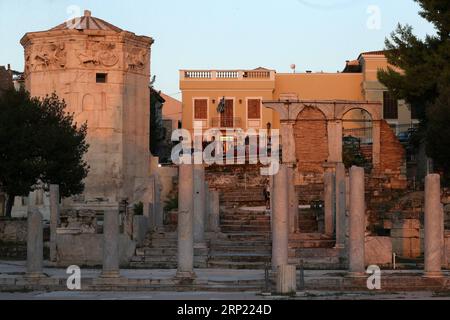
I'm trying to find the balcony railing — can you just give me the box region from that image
[211,117,242,128]
[181,69,275,80]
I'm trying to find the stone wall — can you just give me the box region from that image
[55,233,135,267]
[205,164,266,190]
[391,218,422,258]
[0,219,28,259]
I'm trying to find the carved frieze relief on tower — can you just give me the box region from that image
[126,47,148,71]
[26,42,67,72]
[77,41,119,68]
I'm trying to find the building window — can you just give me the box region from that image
[96,73,107,83]
[383,91,398,119]
[247,99,261,119]
[194,99,208,119]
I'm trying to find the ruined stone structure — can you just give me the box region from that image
[20,10,154,208]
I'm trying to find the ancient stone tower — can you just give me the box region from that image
[20,10,154,206]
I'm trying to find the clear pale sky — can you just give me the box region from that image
[0,0,436,100]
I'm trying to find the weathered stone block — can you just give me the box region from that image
[275,265,296,295]
[365,236,392,266]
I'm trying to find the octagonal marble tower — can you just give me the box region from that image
[20,10,154,206]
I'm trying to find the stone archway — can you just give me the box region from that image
[294,106,328,175]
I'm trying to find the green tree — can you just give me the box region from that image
[0,89,89,217]
[378,0,450,184]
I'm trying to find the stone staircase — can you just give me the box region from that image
[289,233,343,269]
[219,188,266,208]
[129,230,208,269]
[208,233,272,269]
[220,207,270,233]
[208,207,272,269]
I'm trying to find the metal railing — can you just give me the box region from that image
[211,117,242,128]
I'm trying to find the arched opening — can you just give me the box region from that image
[342,108,373,168]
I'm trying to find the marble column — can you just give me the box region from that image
[327,120,343,163]
[345,174,350,249]
[209,189,220,232]
[177,164,196,278]
[335,163,346,249]
[324,171,335,236]
[287,166,298,233]
[143,201,153,231]
[49,184,60,262]
[101,209,120,278]
[272,164,289,270]
[424,174,444,278]
[280,121,296,164]
[205,183,211,232]
[153,175,163,230]
[26,207,45,278]
[193,164,206,246]
[348,166,365,276]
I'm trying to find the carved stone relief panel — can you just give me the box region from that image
[77,41,119,68]
[26,42,67,72]
[126,47,148,71]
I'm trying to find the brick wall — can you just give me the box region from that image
[380,120,405,174]
[294,107,328,176]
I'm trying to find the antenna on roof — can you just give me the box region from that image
[290,64,296,74]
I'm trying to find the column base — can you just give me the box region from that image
[175,271,197,279]
[25,272,47,279]
[100,270,121,279]
[423,271,444,278]
[345,271,366,278]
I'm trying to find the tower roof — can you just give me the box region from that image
[49,10,123,32]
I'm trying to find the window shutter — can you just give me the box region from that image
[194,99,207,119]
[247,99,261,119]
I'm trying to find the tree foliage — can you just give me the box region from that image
[378,0,450,184]
[0,89,89,217]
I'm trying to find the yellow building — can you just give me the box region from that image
[179,51,418,136]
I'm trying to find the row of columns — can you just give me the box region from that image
[25,171,445,283]
[270,164,446,280]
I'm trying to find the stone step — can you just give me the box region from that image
[289,233,334,240]
[210,245,271,252]
[225,233,271,241]
[209,253,271,263]
[294,248,340,258]
[221,222,270,228]
[221,214,270,219]
[289,240,335,249]
[288,257,343,269]
[207,260,268,269]
[221,226,271,232]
